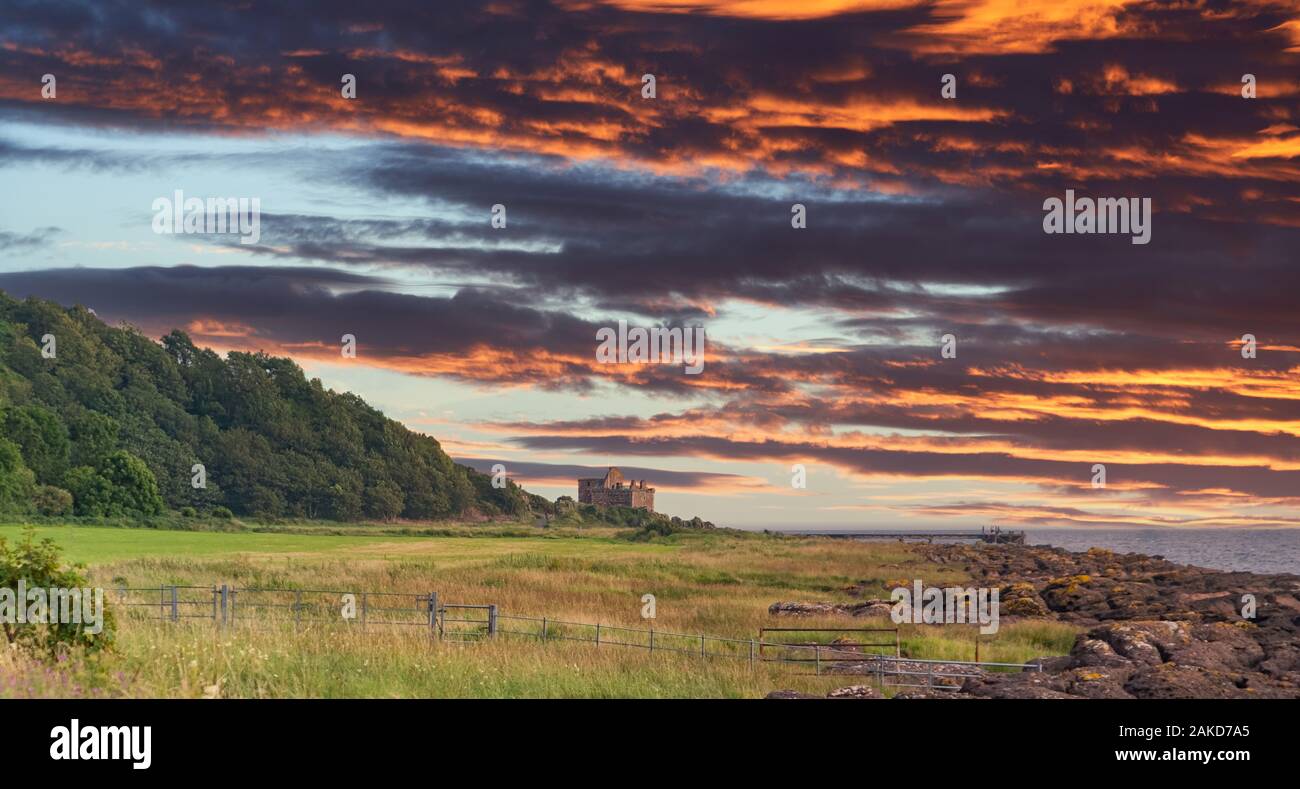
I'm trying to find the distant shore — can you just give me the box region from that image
[759,527,1300,575]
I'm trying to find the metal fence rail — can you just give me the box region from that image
[863,655,1042,690]
[109,585,433,630]
[108,584,1042,686]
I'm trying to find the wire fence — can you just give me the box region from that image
[111,585,434,632]
[108,584,1041,688]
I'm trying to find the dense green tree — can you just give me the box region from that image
[98,450,165,516]
[1,403,70,484]
[365,480,405,521]
[67,409,118,468]
[0,292,520,522]
[0,437,35,511]
[63,465,113,516]
[63,451,163,517]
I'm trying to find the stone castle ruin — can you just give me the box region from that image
[577,467,655,511]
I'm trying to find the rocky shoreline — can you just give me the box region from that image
[769,542,1300,699]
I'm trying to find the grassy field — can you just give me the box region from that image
[0,521,1080,698]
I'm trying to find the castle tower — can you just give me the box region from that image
[577,467,655,511]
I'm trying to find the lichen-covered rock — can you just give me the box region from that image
[1087,621,1191,665]
[1167,622,1266,671]
[1122,664,1257,699]
[961,672,1078,699]
[892,688,979,699]
[1070,637,1133,668]
[1000,581,1050,616]
[897,542,1300,699]
[964,665,1137,699]
[1041,574,1109,613]
[1054,667,1137,699]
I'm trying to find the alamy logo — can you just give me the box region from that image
[0,581,104,634]
[596,320,705,375]
[1043,189,1151,245]
[890,580,1000,634]
[151,190,261,245]
[50,719,151,770]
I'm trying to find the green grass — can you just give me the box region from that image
[0,520,1083,698]
[0,523,421,563]
[0,522,672,566]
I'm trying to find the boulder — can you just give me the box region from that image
[961,672,1078,699]
[892,688,978,699]
[827,685,884,699]
[1085,621,1191,666]
[1000,581,1050,616]
[764,690,820,699]
[767,600,893,618]
[1023,655,1073,673]
[1122,664,1256,699]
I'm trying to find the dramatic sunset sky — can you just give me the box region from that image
[3,0,1300,528]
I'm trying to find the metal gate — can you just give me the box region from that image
[436,602,498,642]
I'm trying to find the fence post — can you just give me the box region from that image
[541,616,547,641]
[294,590,302,629]
[927,663,934,688]
[170,585,179,622]
[748,639,755,669]
[487,604,497,637]
[595,623,601,646]
[219,584,228,628]
[815,644,821,675]
[649,628,654,653]
[700,634,705,658]
[361,592,368,631]
[428,592,438,639]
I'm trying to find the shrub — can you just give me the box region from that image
[32,485,73,516]
[210,505,234,519]
[0,527,115,657]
